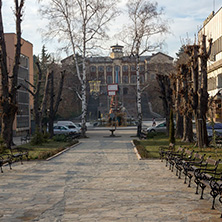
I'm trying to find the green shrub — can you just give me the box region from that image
[31,131,45,145]
[53,134,68,142]
[43,132,50,141]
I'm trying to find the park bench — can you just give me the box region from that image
[182,152,206,187]
[193,157,221,208]
[0,154,12,173]
[166,146,185,171]
[10,147,29,164]
[212,180,222,217]
[21,133,30,144]
[174,149,195,179]
[159,143,174,162]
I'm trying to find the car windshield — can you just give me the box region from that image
[67,125,76,129]
[156,123,166,127]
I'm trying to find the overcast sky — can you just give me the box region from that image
[2,0,221,59]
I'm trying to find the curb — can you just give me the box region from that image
[46,142,81,161]
[131,140,142,160]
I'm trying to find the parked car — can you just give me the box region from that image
[147,121,167,133]
[53,125,79,135]
[206,122,222,137]
[55,121,81,133]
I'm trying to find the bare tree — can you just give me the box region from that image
[21,62,52,132]
[172,49,194,142]
[38,0,120,137]
[185,35,212,148]
[156,74,172,135]
[0,0,24,149]
[48,70,65,138]
[119,0,168,137]
[178,63,193,142]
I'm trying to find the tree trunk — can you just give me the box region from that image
[182,113,193,142]
[40,71,51,132]
[48,70,65,138]
[33,62,43,131]
[81,56,87,137]
[49,71,54,138]
[176,113,183,138]
[175,73,183,138]
[136,55,142,137]
[156,74,172,135]
[0,0,24,149]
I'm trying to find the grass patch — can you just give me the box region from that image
[134,133,193,159]
[134,132,222,172]
[17,139,79,160]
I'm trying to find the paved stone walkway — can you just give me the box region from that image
[0,129,222,221]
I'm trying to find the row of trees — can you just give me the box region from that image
[157,35,213,148]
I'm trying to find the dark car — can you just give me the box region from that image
[206,123,222,137]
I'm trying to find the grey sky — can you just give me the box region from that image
[2,0,221,59]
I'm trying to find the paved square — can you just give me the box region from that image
[0,129,221,221]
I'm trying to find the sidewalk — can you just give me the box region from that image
[1,129,221,221]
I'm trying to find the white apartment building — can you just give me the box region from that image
[198,7,222,121]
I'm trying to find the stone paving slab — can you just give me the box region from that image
[0,129,222,221]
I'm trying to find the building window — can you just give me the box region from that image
[122,65,128,72]
[90,66,96,72]
[98,66,104,72]
[20,54,29,69]
[17,103,29,128]
[131,74,136,83]
[131,65,136,72]
[122,75,129,83]
[106,66,112,73]
[18,65,29,80]
[107,75,113,84]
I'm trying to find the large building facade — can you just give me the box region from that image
[198,7,222,121]
[3,33,33,135]
[61,45,174,120]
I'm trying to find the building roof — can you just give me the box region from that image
[62,51,173,64]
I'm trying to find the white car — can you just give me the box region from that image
[147,121,167,133]
[53,125,79,135]
[55,121,81,133]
